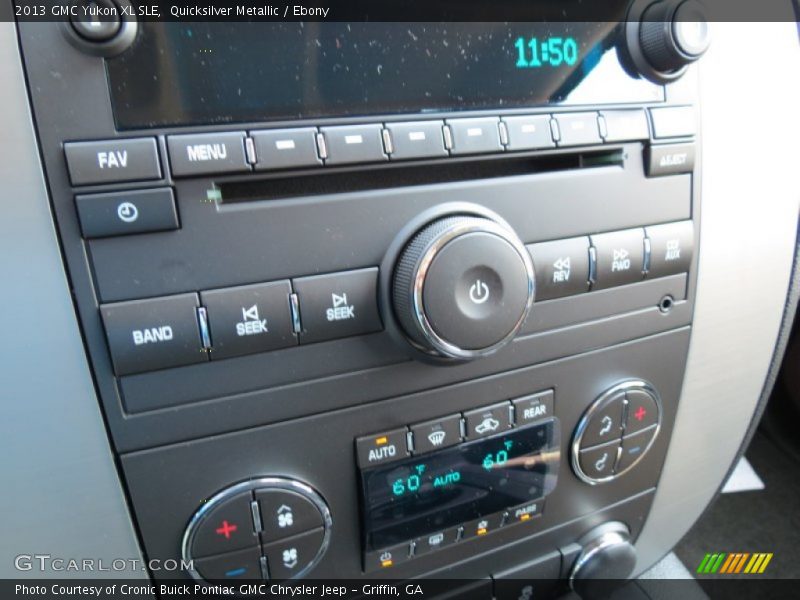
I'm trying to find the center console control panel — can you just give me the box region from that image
[16,14,704,592]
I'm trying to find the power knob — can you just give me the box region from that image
[569,522,638,599]
[392,215,534,360]
[624,0,710,83]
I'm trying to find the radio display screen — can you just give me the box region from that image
[360,419,559,550]
[107,23,664,129]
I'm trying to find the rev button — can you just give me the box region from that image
[356,428,409,468]
[100,293,207,376]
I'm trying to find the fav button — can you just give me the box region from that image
[293,267,382,344]
[256,489,324,544]
[191,491,259,558]
[464,402,511,440]
[100,293,207,376]
[624,389,660,435]
[262,527,325,581]
[200,281,296,360]
[590,228,646,290]
[527,236,591,300]
[167,132,250,177]
[75,188,178,238]
[577,439,619,481]
[409,414,462,454]
[355,428,409,468]
[580,392,625,448]
[64,138,161,186]
[194,547,264,583]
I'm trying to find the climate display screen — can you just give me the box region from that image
[107,23,664,129]
[360,419,559,550]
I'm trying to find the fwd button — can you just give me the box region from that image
[100,293,207,376]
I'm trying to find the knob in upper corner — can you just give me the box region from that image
[639,0,711,74]
[392,215,534,360]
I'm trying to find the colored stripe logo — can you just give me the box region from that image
[697,552,773,574]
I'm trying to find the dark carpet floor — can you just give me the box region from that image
[674,431,800,587]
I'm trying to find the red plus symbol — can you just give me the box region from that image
[634,406,647,421]
[215,520,238,539]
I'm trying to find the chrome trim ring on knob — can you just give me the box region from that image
[181,477,332,583]
[407,218,535,360]
[571,380,662,485]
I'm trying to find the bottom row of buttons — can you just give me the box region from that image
[364,499,544,573]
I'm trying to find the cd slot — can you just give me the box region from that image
[219,149,624,204]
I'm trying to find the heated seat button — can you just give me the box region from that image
[262,527,324,581]
[293,268,382,344]
[76,188,178,239]
[201,281,296,360]
[617,426,658,473]
[624,389,660,435]
[464,402,511,440]
[355,428,409,468]
[645,220,694,278]
[252,127,321,170]
[100,293,207,376]
[64,138,161,186]
[577,439,619,481]
[447,117,503,155]
[257,489,324,544]
[167,132,250,177]
[580,392,625,448]
[590,228,646,290]
[410,414,462,454]
[461,511,504,540]
[528,237,591,300]
[194,547,263,583]
[192,492,259,558]
[320,124,387,165]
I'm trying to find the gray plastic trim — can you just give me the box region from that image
[0,19,145,578]
[634,23,800,574]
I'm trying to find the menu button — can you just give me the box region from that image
[168,132,250,176]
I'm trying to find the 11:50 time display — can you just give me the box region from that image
[515,36,579,68]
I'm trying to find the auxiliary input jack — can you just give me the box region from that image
[658,295,675,313]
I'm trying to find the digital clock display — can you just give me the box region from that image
[360,419,560,550]
[515,36,580,68]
